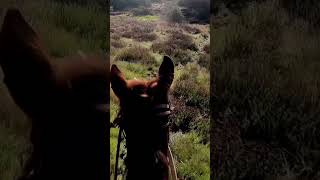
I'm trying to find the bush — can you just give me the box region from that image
[111,0,151,11]
[173,63,209,110]
[203,43,210,54]
[112,17,157,41]
[180,24,202,34]
[111,39,125,49]
[166,7,184,23]
[216,0,320,27]
[212,1,320,179]
[115,46,156,65]
[152,32,198,61]
[178,0,210,23]
[0,1,106,179]
[198,53,209,68]
[170,132,210,180]
[131,7,153,16]
[170,101,199,132]
[19,0,106,56]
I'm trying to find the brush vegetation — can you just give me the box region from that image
[0,1,106,180]
[212,0,320,179]
[111,1,210,179]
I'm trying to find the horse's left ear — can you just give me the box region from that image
[158,56,174,89]
[111,64,127,97]
[0,8,51,71]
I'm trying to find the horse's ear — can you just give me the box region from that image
[111,64,127,97]
[1,8,45,50]
[0,8,51,69]
[158,56,174,89]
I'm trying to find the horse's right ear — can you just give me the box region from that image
[111,64,127,97]
[158,56,174,89]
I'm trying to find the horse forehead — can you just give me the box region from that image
[127,79,148,89]
[127,79,157,89]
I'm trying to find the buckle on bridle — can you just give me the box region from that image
[153,103,174,117]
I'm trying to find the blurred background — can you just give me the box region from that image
[0,1,107,179]
[212,0,320,179]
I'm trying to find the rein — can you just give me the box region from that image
[112,103,177,180]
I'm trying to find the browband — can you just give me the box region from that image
[153,103,174,117]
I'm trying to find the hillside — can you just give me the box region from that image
[110,1,210,179]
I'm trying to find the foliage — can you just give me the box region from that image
[0,0,106,57]
[131,7,153,16]
[170,132,210,180]
[166,7,185,23]
[115,46,157,65]
[152,32,198,65]
[111,0,151,11]
[0,1,106,179]
[136,15,160,22]
[178,0,210,23]
[111,16,157,42]
[110,2,210,178]
[173,63,209,110]
[212,0,320,179]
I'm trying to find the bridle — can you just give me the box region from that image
[112,102,177,180]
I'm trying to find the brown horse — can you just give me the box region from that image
[111,56,174,180]
[0,9,109,180]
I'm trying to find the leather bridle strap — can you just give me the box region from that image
[113,103,175,180]
[168,146,178,180]
[153,104,174,117]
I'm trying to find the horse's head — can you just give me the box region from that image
[111,56,174,119]
[111,56,174,180]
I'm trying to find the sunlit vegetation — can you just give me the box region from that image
[110,0,210,179]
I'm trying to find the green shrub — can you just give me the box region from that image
[152,32,198,65]
[111,38,125,49]
[153,32,198,52]
[0,82,31,180]
[212,0,320,179]
[166,7,185,23]
[0,1,107,179]
[131,7,153,16]
[1,0,107,56]
[180,24,202,34]
[178,0,210,23]
[170,132,210,180]
[173,63,209,110]
[111,0,151,11]
[115,46,157,65]
[171,103,199,132]
[198,53,209,68]
[115,19,157,41]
